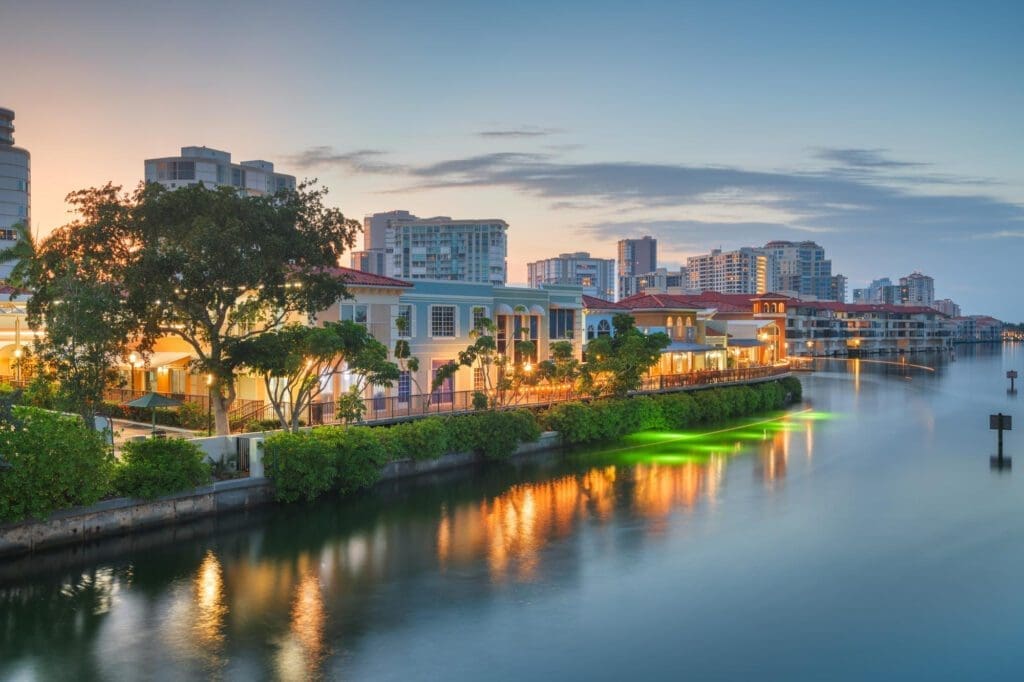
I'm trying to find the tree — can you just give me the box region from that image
[12,191,142,426]
[535,340,580,403]
[0,220,36,290]
[581,313,669,397]
[232,321,395,431]
[34,181,360,434]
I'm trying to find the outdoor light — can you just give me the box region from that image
[13,348,22,359]
[523,362,533,373]
[129,352,138,364]
[206,374,213,386]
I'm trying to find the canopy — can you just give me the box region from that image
[125,392,183,409]
[495,303,515,315]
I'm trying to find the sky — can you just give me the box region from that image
[2,0,1022,319]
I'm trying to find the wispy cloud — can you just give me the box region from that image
[286,147,405,173]
[814,147,926,169]
[477,126,563,138]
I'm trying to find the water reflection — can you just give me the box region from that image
[0,410,821,680]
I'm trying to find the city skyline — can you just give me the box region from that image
[2,0,1022,318]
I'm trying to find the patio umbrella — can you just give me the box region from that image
[124,392,183,433]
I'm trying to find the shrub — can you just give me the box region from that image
[0,407,114,523]
[474,410,541,460]
[113,437,211,500]
[177,401,209,430]
[21,376,61,410]
[654,392,699,430]
[310,426,387,494]
[263,432,336,503]
[377,418,448,461]
[780,376,803,402]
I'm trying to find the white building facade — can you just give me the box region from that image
[687,248,774,295]
[527,251,615,299]
[144,146,296,196]
[763,240,833,299]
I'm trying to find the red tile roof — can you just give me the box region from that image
[582,294,629,309]
[323,266,413,288]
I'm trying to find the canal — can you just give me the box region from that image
[1,344,1022,681]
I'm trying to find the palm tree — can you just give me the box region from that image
[0,221,37,291]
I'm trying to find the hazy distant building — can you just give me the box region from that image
[763,240,832,299]
[932,298,961,317]
[617,236,657,299]
[686,248,773,295]
[829,274,848,303]
[351,211,508,285]
[899,271,935,306]
[852,288,868,303]
[144,146,296,196]
[527,252,615,299]
[0,107,29,280]
[867,277,893,303]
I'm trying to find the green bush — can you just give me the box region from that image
[780,376,803,402]
[310,426,387,494]
[0,407,115,523]
[263,432,336,503]
[377,418,448,461]
[113,438,211,500]
[653,392,699,429]
[21,377,60,410]
[177,401,209,430]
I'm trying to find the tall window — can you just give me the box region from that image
[397,304,412,338]
[431,360,454,404]
[431,305,456,337]
[398,371,411,404]
[598,320,611,337]
[472,306,488,331]
[549,309,575,339]
[473,367,486,392]
[341,304,368,326]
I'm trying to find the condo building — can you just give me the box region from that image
[527,252,615,299]
[617,236,657,299]
[0,107,29,280]
[763,240,833,300]
[686,248,773,295]
[144,146,296,196]
[350,211,508,285]
[899,272,935,307]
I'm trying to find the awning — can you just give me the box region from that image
[495,303,514,315]
[120,352,192,369]
[664,342,716,353]
[529,304,546,316]
[728,338,766,348]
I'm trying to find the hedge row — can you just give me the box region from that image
[0,407,212,524]
[541,377,802,445]
[263,410,542,503]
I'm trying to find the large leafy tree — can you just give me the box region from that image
[233,321,398,431]
[19,181,360,434]
[581,313,669,397]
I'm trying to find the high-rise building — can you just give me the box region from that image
[144,146,296,196]
[932,298,961,317]
[351,211,508,285]
[0,107,29,280]
[829,274,848,303]
[527,252,615,299]
[867,277,893,303]
[763,240,833,299]
[686,248,773,295]
[617,236,657,298]
[852,288,869,303]
[626,267,691,296]
[899,272,935,307]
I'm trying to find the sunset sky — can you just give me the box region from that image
[3,0,1022,318]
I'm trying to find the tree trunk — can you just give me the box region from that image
[211,382,236,435]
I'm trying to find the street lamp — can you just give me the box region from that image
[13,347,22,383]
[206,374,213,434]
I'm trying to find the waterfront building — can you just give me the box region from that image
[144,146,296,196]
[617,236,657,299]
[786,300,952,356]
[932,298,961,318]
[0,107,30,280]
[686,248,773,295]
[950,315,1004,342]
[763,240,833,299]
[351,211,508,285]
[899,271,935,306]
[527,251,615,299]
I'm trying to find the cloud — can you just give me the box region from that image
[286,147,405,173]
[477,126,563,138]
[814,147,926,169]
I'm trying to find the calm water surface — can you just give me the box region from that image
[2,344,1023,681]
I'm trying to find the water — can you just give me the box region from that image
[2,344,1022,681]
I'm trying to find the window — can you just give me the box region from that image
[231,167,246,187]
[473,367,486,392]
[398,371,411,404]
[598,320,611,337]
[396,304,412,338]
[587,324,596,340]
[373,391,386,412]
[431,360,454,404]
[0,229,15,241]
[472,306,488,331]
[431,305,456,337]
[549,309,575,339]
[341,304,368,326]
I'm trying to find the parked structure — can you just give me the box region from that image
[617,236,657,299]
[351,211,508,285]
[0,107,29,280]
[527,251,615,299]
[144,146,296,196]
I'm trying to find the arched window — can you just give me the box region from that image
[587,324,596,340]
[598,320,611,337]
[666,316,674,328]
[779,303,785,313]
